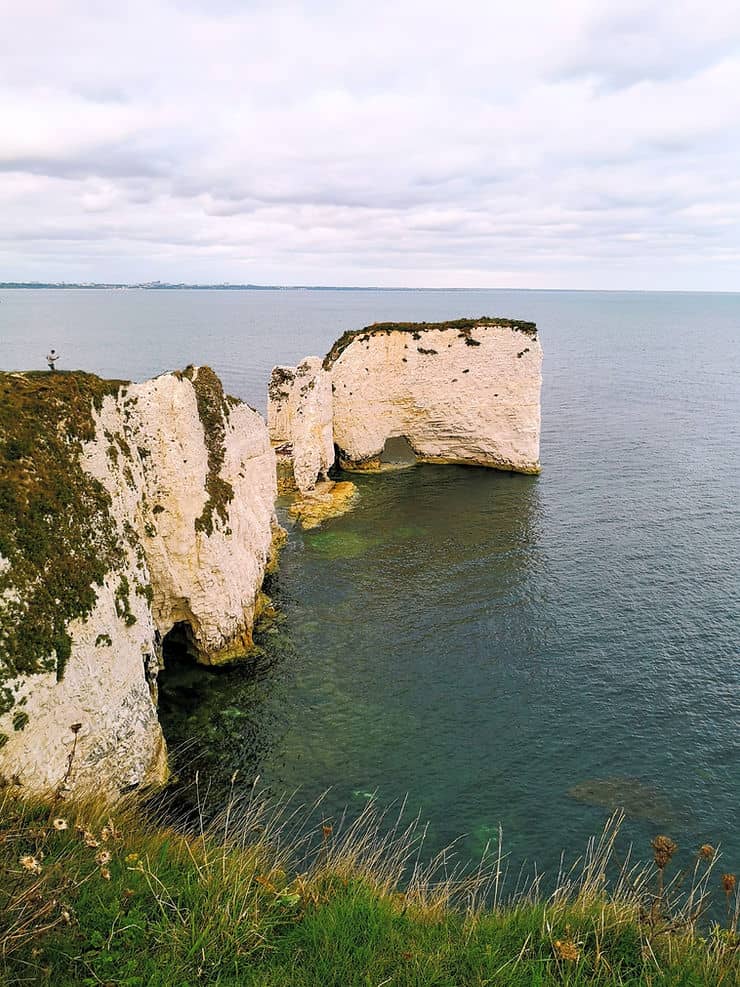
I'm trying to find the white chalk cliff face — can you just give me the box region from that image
[0,368,278,797]
[267,358,334,493]
[268,320,542,484]
[330,322,542,473]
[87,370,279,663]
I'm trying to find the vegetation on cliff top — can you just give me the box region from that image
[0,372,127,716]
[178,366,238,537]
[0,786,736,986]
[0,366,244,727]
[323,317,538,369]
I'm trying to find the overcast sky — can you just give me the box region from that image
[2,1,740,289]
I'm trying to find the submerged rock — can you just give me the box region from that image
[567,777,674,824]
[0,368,280,797]
[303,528,371,560]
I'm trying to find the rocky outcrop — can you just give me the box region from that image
[330,319,541,473]
[268,318,542,485]
[0,368,279,797]
[267,358,334,493]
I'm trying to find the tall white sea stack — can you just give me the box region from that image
[268,318,542,488]
[267,357,334,493]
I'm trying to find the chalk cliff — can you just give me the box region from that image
[268,318,542,485]
[0,368,278,796]
[329,319,541,473]
[267,358,334,493]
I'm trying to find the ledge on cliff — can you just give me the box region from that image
[0,793,732,985]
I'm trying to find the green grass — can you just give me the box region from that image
[0,372,128,715]
[0,790,737,986]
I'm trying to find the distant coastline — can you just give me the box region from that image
[0,281,463,292]
[2,282,738,294]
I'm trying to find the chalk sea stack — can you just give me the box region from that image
[269,318,542,494]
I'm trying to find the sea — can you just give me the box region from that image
[1,287,738,887]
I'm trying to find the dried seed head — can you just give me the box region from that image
[70,723,82,734]
[19,855,43,875]
[554,939,579,962]
[83,832,99,848]
[722,874,736,895]
[699,844,715,860]
[95,850,112,867]
[99,866,111,881]
[321,824,333,839]
[651,835,678,869]
[52,818,69,831]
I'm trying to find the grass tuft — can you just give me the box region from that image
[0,787,737,985]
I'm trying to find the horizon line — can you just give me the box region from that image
[1,281,740,295]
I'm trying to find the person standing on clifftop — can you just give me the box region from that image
[46,349,60,371]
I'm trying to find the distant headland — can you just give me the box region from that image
[0,281,465,291]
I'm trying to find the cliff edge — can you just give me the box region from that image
[0,368,279,796]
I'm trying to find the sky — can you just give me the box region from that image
[1,0,740,289]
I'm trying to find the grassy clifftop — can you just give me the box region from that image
[1,789,736,986]
[0,367,240,730]
[323,317,538,369]
[0,372,127,721]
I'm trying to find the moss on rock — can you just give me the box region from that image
[180,366,237,537]
[0,371,128,706]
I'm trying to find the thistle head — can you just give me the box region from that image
[651,835,678,870]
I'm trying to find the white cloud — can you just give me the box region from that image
[0,0,739,287]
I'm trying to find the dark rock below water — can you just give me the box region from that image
[567,777,674,824]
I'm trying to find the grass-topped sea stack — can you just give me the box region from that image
[268,318,542,498]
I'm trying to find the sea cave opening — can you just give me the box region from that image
[156,618,286,822]
[157,621,205,746]
[379,434,418,467]
[161,620,199,666]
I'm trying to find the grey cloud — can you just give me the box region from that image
[0,0,738,288]
[550,4,740,90]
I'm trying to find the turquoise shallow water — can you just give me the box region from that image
[1,288,739,881]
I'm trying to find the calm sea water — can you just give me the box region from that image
[1,288,739,883]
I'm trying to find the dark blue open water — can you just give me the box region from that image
[1,288,738,882]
